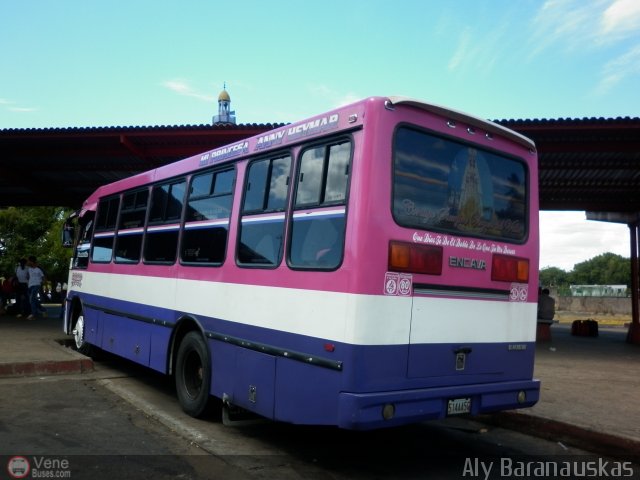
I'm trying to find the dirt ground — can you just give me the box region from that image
[555,310,631,326]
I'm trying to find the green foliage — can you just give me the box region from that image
[0,207,73,284]
[570,252,630,286]
[540,253,631,290]
[539,266,570,288]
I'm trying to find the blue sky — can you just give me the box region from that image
[1,0,639,270]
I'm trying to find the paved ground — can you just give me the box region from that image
[484,322,640,457]
[1,307,639,460]
[530,323,639,439]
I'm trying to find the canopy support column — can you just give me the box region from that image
[628,222,640,344]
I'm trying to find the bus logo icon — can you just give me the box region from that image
[385,272,399,295]
[398,276,412,296]
[510,283,528,302]
[384,272,412,296]
[7,456,30,479]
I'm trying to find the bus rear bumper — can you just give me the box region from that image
[337,379,540,430]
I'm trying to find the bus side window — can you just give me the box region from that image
[73,214,94,269]
[114,189,149,263]
[181,169,234,265]
[144,180,186,264]
[289,215,345,268]
[289,141,351,269]
[238,155,291,267]
[91,196,120,263]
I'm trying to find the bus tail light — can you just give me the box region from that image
[388,241,443,275]
[491,254,529,283]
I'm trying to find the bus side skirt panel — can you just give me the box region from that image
[273,357,341,425]
[210,340,277,420]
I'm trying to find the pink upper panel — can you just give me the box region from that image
[80,97,539,298]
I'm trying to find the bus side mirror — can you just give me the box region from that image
[62,223,75,248]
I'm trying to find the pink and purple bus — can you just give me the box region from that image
[63,96,540,429]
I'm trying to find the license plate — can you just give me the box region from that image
[447,397,471,415]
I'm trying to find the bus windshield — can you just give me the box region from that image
[393,126,527,242]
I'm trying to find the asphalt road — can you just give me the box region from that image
[1,352,635,480]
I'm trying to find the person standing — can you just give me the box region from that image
[537,287,556,322]
[27,256,47,319]
[15,258,30,318]
[0,275,8,315]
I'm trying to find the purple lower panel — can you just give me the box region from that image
[337,379,540,430]
[149,328,172,373]
[273,356,342,425]
[341,342,536,392]
[73,293,541,429]
[406,342,536,383]
[210,340,276,419]
[75,292,174,373]
[82,307,101,346]
[100,312,151,365]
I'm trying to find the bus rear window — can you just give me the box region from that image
[393,127,527,242]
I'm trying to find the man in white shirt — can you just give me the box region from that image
[15,258,30,317]
[27,256,47,319]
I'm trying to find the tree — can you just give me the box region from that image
[0,207,73,285]
[539,266,569,287]
[569,253,631,286]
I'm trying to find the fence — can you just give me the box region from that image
[556,295,631,315]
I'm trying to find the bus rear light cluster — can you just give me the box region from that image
[491,254,529,283]
[388,241,443,275]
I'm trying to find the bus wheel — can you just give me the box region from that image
[175,331,212,418]
[72,313,93,356]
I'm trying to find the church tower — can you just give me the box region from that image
[212,84,236,125]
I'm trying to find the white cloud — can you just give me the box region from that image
[335,93,361,108]
[448,29,472,71]
[601,0,640,38]
[540,211,630,271]
[595,44,640,93]
[531,0,640,51]
[8,107,37,112]
[308,84,333,98]
[161,79,215,102]
[163,80,190,95]
[307,84,361,110]
[445,15,510,77]
[530,0,640,95]
[529,0,608,54]
[0,98,36,112]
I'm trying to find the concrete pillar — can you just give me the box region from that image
[627,222,640,344]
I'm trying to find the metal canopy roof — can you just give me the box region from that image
[499,117,640,212]
[1,117,639,211]
[0,123,279,207]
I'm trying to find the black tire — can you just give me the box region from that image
[175,331,212,418]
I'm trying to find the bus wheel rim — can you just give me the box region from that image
[73,316,84,349]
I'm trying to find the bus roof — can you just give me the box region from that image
[387,96,536,151]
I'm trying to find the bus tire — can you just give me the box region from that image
[72,312,93,357]
[175,331,212,418]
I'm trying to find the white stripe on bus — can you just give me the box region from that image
[73,271,536,345]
